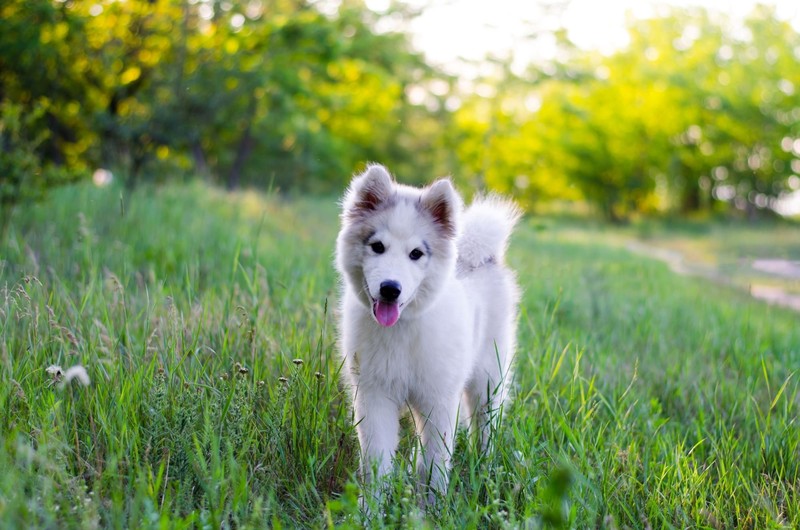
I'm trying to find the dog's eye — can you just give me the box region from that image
[370,241,385,254]
[409,248,424,261]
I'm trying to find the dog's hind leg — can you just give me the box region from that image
[464,342,513,451]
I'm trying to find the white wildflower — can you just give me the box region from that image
[46,364,91,387]
[63,365,91,386]
[46,365,63,383]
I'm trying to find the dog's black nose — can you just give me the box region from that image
[379,280,401,302]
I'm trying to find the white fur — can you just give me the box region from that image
[335,164,520,496]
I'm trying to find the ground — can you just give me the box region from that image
[0,182,798,528]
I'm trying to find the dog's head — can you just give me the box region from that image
[336,164,462,327]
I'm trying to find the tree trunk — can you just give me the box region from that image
[191,141,209,180]
[680,178,701,213]
[227,97,257,190]
[227,124,253,190]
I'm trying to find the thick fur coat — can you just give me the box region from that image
[335,164,520,494]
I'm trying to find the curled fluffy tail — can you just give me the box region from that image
[457,195,521,271]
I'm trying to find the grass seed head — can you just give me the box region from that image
[234,362,249,374]
[12,379,25,400]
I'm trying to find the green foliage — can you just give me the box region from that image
[0,0,448,190]
[1,181,799,527]
[452,6,800,220]
[0,0,96,168]
[0,100,81,236]
[3,2,798,220]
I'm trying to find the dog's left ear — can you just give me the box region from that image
[421,178,460,239]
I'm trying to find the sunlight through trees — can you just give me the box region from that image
[1,1,799,220]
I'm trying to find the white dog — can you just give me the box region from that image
[335,164,520,496]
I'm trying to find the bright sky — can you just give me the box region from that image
[367,0,800,75]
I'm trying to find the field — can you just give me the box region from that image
[1,182,799,528]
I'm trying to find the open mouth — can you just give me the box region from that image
[372,299,403,327]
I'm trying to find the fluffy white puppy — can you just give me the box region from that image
[335,164,520,495]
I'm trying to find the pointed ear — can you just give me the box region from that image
[421,178,460,238]
[343,164,394,220]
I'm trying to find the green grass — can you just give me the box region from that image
[1,182,798,528]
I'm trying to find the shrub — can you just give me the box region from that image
[0,100,82,237]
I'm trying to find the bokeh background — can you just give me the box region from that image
[3,0,800,223]
[3,3,800,527]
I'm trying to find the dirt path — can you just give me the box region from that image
[627,241,800,313]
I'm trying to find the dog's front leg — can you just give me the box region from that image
[415,398,459,498]
[354,389,400,485]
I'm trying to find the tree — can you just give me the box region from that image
[0,101,81,236]
[0,0,448,191]
[448,5,800,220]
[0,0,95,171]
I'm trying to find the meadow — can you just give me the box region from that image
[1,182,798,529]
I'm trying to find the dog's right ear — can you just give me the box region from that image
[343,164,394,220]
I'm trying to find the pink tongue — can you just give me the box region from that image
[374,301,400,327]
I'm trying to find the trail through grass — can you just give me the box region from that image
[1,182,798,528]
[633,220,800,313]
